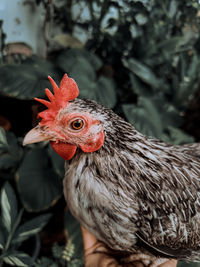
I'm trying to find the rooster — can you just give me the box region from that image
[23,74,200,266]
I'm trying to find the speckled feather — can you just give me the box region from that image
[62,98,200,261]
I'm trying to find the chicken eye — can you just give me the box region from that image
[70,119,84,130]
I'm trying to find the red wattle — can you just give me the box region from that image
[50,141,77,160]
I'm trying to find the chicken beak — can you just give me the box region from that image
[23,126,52,146]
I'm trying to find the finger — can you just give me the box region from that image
[85,253,121,267]
[81,226,98,253]
[81,227,122,267]
[159,259,177,267]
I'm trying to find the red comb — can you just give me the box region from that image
[35,74,79,125]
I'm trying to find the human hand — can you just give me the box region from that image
[81,227,177,267]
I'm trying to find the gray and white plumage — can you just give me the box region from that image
[62,98,200,262]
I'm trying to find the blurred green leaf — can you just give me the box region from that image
[47,145,65,178]
[16,147,62,212]
[69,64,97,100]
[57,49,102,72]
[65,210,83,260]
[0,56,59,100]
[168,0,177,18]
[129,73,151,96]
[123,58,161,89]
[0,229,5,249]
[57,49,98,101]
[3,252,33,267]
[0,127,7,148]
[178,261,200,267]
[95,76,116,108]
[162,126,195,145]
[162,105,183,128]
[0,182,18,232]
[35,256,56,267]
[67,258,84,267]
[122,97,163,138]
[0,128,23,170]
[173,53,200,106]
[12,213,52,244]
[57,48,116,108]
[187,53,199,79]
[156,36,190,55]
[67,57,97,82]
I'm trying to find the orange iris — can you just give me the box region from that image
[71,119,84,130]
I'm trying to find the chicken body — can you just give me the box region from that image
[63,99,200,261]
[23,75,200,262]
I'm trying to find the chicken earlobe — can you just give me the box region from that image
[80,131,105,153]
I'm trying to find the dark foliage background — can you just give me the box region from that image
[0,0,200,266]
